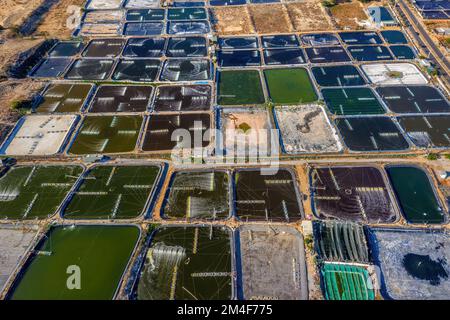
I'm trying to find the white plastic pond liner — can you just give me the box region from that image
[0,226,37,292]
[87,0,124,10]
[361,63,428,85]
[124,0,159,8]
[275,104,343,154]
[4,115,77,156]
[372,229,450,300]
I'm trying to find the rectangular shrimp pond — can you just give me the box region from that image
[368,228,450,300]
[62,164,162,220]
[237,225,308,300]
[233,168,302,222]
[8,225,140,300]
[320,262,375,300]
[386,165,446,224]
[34,83,94,113]
[309,166,398,223]
[0,165,83,220]
[217,70,265,105]
[162,170,230,220]
[134,225,233,300]
[69,115,143,154]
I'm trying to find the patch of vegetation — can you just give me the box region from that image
[322,0,336,7]
[387,71,404,79]
[237,122,251,133]
[10,100,33,115]
[427,153,439,161]
[304,234,314,252]
[444,154,450,160]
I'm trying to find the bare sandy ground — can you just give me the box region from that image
[35,0,86,38]
[212,6,255,35]
[0,38,44,77]
[329,1,369,30]
[287,2,333,32]
[0,0,44,29]
[249,4,294,34]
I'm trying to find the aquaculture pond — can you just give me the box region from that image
[83,39,126,58]
[123,38,166,58]
[65,59,115,80]
[112,59,161,82]
[34,83,93,113]
[369,228,450,299]
[69,116,143,154]
[311,65,366,87]
[322,88,385,115]
[264,68,317,104]
[233,169,302,222]
[0,165,83,220]
[335,117,409,152]
[142,113,211,151]
[63,165,161,219]
[49,41,84,57]
[152,85,211,112]
[89,85,153,113]
[386,166,445,224]
[321,263,375,300]
[397,115,450,148]
[238,225,308,300]
[376,85,450,113]
[9,225,140,300]
[313,221,369,263]
[136,226,233,300]
[217,70,265,105]
[310,166,397,223]
[162,171,230,220]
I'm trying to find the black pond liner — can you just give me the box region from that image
[8,39,57,78]
[166,37,207,57]
[397,115,450,148]
[123,22,164,36]
[167,21,210,35]
[335,117,409,151]
[380,30,408,44]
[152,85,211,112]
[89,85,153,113]
[263,48,306,65]
[112,59,161,82]
[376,86,450,113]
[142,113,211,151]
[312,221,370,263]
[160,59,211,81]
[65,59,115,80]
[218,37,258,50]
[261,34,299,48]
[312,65,366,87]
[172,1,206,7]
[305,46,351,64]
[250,0,280,3]
[300,33,340,46]
[0,124,13,147]
[339,31,383,45]
[122,38,166,58]
[30,58,73,78]
[309,166,398,223]
[210,0,246,5]
[167,7,207,20]
[233,168,302,222]
[390,45,416,60]
[82,39,126,58]
[218,50,261,67]
[347,45,394,62]
[48,42,84,57]
[126,9,165,21]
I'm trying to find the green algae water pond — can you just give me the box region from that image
[386,166,445,224]
[217,70,265,105]
[264,68,318,104]
[63,165,161,219]
[136,225,233,300]
[9,225,140,300]
[0,165,83,220]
